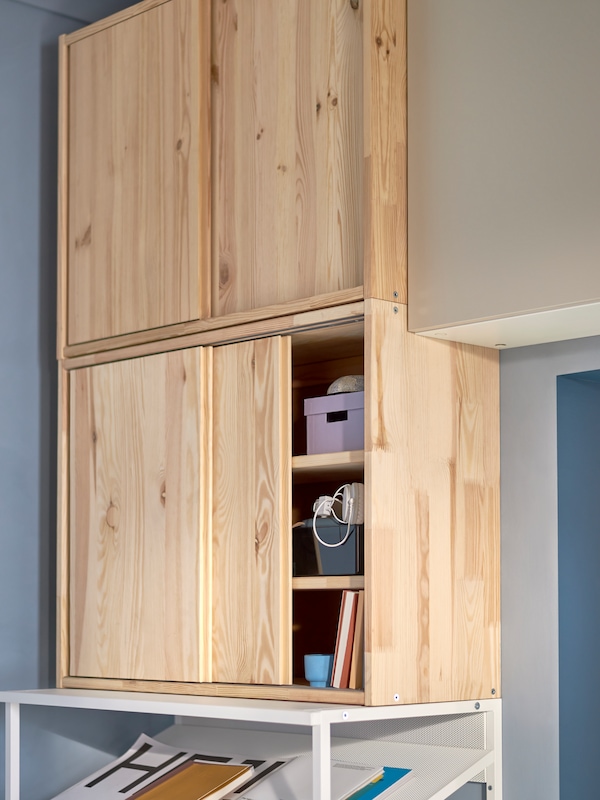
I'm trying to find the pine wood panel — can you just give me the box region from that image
[363,0,407,304]
[62,289,364,362]
[57,366,70,687]
[64,0,173,43]
[211,338,292,685]
[63,675,364,705]
[66,0,209,345]
[212,0,363,315]
[292,576,365,591]
[57,35,69,360]
[69,350,207,682]
[62,301,365,371]
[364,300,500,705]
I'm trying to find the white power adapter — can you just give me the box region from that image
[313,495,335,518]
[311,482,365,550]
[312,483,364,524]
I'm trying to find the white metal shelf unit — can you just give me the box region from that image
[0,689,502,800]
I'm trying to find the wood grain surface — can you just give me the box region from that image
[66,0,209,344]
[69,349,206,681]
[364,301,500,705]
[211,337,292,684]
[212,0,363,315]
[363,0,407,304]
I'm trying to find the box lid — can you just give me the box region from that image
[304,390,364,416]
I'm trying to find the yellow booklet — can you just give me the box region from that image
[129,761,253,800]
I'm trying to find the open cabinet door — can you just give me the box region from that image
[211,337,292,685]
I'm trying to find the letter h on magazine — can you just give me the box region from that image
[85,741,187,794]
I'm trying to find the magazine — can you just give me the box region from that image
[240,754,382,800]
[52,734,290,800]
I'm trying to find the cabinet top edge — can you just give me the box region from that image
[63,0,173,45]
[61,300,365,370]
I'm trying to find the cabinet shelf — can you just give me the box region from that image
[292,451,364,482]
[292,576,364,591]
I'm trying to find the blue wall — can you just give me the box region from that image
[501,337,600,800]
[557,371,600,798]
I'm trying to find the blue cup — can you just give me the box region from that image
[304,653,334,687]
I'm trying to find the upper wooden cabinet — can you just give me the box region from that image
[61,0,210,348]
[59,0,406,355]
[212,0,363,315]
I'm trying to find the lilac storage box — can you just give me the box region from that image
[304,391,364,455]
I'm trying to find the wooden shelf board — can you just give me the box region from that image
[292,575,364,591]
[292,451,364,481]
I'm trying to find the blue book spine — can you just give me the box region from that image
[347,766,412,800]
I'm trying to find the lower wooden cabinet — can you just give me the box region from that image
[61,301,500,707]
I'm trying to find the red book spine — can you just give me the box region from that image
[331,591,359,689]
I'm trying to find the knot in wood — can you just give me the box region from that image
[219,260,230,289]
[106,502,119,529]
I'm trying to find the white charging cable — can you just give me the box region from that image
[312,484,355,549]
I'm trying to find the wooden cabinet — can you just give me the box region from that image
[59,0,405,357]
[57,0,500,711]
[61,0,210,348]
[60,303,500,706]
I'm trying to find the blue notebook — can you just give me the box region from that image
[347,766,413,799]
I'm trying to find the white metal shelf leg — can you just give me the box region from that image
[5,702,20,800]
[485,705,503,800]
[312,720,331,800]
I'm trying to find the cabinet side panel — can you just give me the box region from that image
[57,35,69,360]
[57,365,70,686]
[365,301,499,705]
[211,338,292,685]
[69,351,204,682]
[212,0,363,315]
[67,0,204,344]
[363,0,407,304]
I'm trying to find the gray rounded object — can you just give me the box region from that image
[327,375,364,394]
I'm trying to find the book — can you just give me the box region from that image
[346,766,414,800]
[240,755,382,800]
[348,590,364,690]
[129,760,253,800]
[331,590,360,688]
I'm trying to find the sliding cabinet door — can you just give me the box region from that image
[211,337,292,685]
[69,349,209,682]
